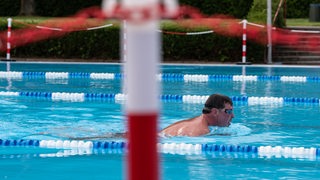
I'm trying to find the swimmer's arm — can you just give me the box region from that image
[37,132,127,140]
[68,132,127,140]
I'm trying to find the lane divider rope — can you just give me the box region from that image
[0,71,319,82]
[0,91,319,105]
[0,139,319,159]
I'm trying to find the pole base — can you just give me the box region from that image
[1,59,16,62]
[236,62,252,65]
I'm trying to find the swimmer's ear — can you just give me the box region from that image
[210,108,219,115]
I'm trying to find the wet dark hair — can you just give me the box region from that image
[202,94,233,114]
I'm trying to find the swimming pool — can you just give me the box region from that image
[0,62,319,179]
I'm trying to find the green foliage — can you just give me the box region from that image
[0,0,102,17]
[0,0,253,18]
[34,0,102,17]
[161,24,243,62]
[0,1,266,63]
[287,0,320,18]
[179,0,254,18]
[0,0,20,16]
[10,25,120,60]
[0,20,265,63]
[247,0,286,27]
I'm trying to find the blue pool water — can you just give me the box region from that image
[0,62,319,179]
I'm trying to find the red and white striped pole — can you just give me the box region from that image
[6,18,12,61]
[237,19,251,65]
[104,0,161,179]
[242,19,247,64]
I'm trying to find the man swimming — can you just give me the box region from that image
[38,94,234,139]
[159,94,234,137]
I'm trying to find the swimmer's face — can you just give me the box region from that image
[216,103,234,127]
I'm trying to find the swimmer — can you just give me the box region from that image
[36,94,234,139]
[159,94,234,137]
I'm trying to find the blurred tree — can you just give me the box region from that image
[19,0,35,16]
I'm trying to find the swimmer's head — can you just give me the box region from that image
[202,94,234,127]
[202,94,233,114]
